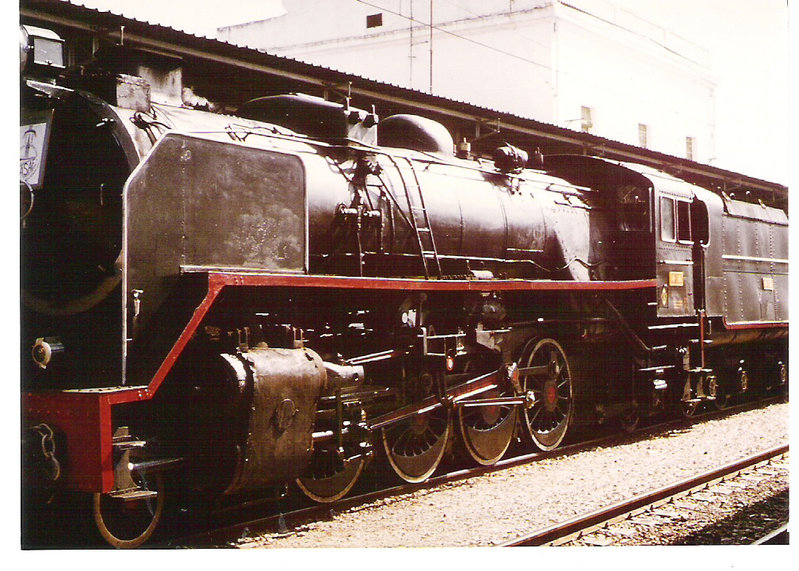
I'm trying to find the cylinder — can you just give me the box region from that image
[222,347,326,495]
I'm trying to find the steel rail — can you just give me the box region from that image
[171,410,670,547]
[169,432,593,547]
[753,523,789,545]
[501,443,789,546]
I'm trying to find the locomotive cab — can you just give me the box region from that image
[543,155,723,318]
[653,179,698,317]
[543,155,657,282]
[649,171,723,320]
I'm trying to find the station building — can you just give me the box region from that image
[219,0,716,165]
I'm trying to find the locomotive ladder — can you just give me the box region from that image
[387,155,443,279]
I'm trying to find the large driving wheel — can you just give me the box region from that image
[457,362,518,466]
[296,446,367,503]
[519,338,574,451]
[92,450,164,548]
[382,407,451,483]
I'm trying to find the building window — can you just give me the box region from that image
[580,106,593,132]
[686,136,695,160]
[638,123,648,148]
[366,13,383,28]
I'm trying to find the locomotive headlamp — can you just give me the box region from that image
[32,337,64,370]
[20,25,65,77]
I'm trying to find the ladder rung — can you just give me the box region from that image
[390,155,441,278]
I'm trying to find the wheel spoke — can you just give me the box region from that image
[528,404,544,424]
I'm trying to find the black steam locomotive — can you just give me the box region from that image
[21,25,787,547]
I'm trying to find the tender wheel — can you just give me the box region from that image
[519,338,574,451]
[713,391,730,410]
[457,363,518,465]
[382,407,451,483]
[92,451,164,548]
[773,362,788,400]
[680,400,700,417]
[617,407,640,433]
[296,447,367,503]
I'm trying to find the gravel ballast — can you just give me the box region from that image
[237,402,789,548]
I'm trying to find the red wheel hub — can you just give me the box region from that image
[544,380,558,410]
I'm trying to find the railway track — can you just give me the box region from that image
[166,396,785,548]
[502,444,789,546]
[754,524,789,545]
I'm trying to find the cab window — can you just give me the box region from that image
[616,184,649,231]
[660,197,675,242]
[677,200,692,243]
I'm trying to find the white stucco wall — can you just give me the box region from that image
[219,0,716,163]
[552,3,715,160]
[218,1,550,48]
[281,8,557,120]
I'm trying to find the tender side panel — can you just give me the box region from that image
[721,199,788,325]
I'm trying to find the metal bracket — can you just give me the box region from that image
[472,117,501,141]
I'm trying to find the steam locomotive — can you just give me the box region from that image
[21,25,787,547]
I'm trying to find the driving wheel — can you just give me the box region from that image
[617,407,640,433]
[457,359,518,466]
[296,446,367,503]
[382,406,451,483]
[519,338,574,451]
